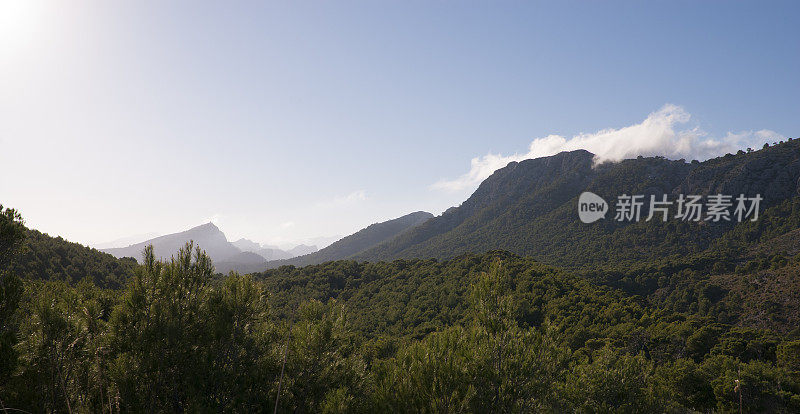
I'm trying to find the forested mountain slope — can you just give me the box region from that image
[4,228,136,288]
[358,140,800,268]
[266,211,433,268]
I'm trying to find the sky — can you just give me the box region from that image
[1,1,798,248]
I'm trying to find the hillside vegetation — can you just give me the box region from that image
[3,201,800,412]
[6,227,136,289]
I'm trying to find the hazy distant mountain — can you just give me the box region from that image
[232,238,318,261]
[300,235,341,249]
[231,238,286,260]
[216,251,268,274]
[231,238,261,252]
[103,223,240,263]
[288,244,317,256]
[266,211,433,268]
[101,224,324,273]
[92,232,160,249]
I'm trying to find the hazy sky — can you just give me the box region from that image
[1,1,798,247]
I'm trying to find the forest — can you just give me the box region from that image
[2,205,800,413]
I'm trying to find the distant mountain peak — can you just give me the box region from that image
[232,238,261,251]
[192,222,222,233]
[102,222,237,263]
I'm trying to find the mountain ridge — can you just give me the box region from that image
[355,140,800,268]
[265,211,434,268]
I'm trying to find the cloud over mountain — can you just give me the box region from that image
[433,104,785,191]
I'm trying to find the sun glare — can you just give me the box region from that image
[0,0,45,53]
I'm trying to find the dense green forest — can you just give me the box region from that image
[2,205,800,412]
[7,228,137,289]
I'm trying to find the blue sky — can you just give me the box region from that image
[1,1,798,247]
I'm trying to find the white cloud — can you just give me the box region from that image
[316,190,368,208]
[335,190,367,204]
[202,213,222,224]
[281,221,295,228]
[432,104,785,192]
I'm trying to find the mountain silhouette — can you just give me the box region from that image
[102,222,240,263]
